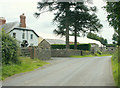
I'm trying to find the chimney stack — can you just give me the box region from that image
[0,17,6,25]
[20,13,26,28]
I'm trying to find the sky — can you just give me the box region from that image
[0,0,115,44]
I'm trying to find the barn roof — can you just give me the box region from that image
[38,33,104,47]
[45,39,65,45]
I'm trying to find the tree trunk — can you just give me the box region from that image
[74,28,77,49]
[66,24,69,50]
[65,3,70,50]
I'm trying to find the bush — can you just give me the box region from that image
[94,53,99,56]
[97,50,102,55]
[1,30,20,64]
[51,44,91,50]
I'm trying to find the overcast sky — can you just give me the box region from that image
[0,0,115,43]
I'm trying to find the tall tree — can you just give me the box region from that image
[53,2,91,49]
[54,4,103,49]
[35,1,94,50]
[104,1,120,85]
[35,2,70,49]
[105,2,120,46]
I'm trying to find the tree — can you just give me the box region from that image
[35,2,71,49]
[112,32,118,44]
[53,3,103,49]
[104,1,120,85]
[104,2,120,46]
[1,30,19,64]
[35,1,94,50]
[87,32,108,45]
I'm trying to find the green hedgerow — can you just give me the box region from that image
[1,30,20,64]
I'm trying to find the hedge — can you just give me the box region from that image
[51,44,91,50]
[106,44,117,47]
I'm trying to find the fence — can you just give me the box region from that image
[20,47,51,60]
[20,47,31,57]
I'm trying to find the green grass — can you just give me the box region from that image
[71,54,111,58]
[96,54,112,56]
[71,55,94,58]
[2,57,50,80]
[111,50,119,86]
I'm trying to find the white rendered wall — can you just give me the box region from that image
[9,29,38,47]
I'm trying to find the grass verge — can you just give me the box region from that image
[2,57,50,80]
[71,54,111,58]
[111,49,120,86]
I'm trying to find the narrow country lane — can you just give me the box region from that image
[3,56,115,86]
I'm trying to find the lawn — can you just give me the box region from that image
[2,57,50,80]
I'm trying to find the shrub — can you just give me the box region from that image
[94,53,99,56]
[97,50,102,55]
[111,49,119,86]
[51,44,91,50]
[1,30,20,64]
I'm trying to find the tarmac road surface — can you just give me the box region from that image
[3,56,115,86]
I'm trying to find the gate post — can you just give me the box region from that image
[31,47,34,59]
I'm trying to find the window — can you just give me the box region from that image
[22,33,25,39]
[31,34,33,39]
[13,33,16,38]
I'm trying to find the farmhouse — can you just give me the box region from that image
[1,14,39,47]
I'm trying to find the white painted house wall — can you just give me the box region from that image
[9,29,38,46]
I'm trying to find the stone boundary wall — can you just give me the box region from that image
[34,48,51,60]
[20,47,116,59]
[51,49,91,57]
[99,47,116,54]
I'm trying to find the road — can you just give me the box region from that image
[3,56,115,86]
